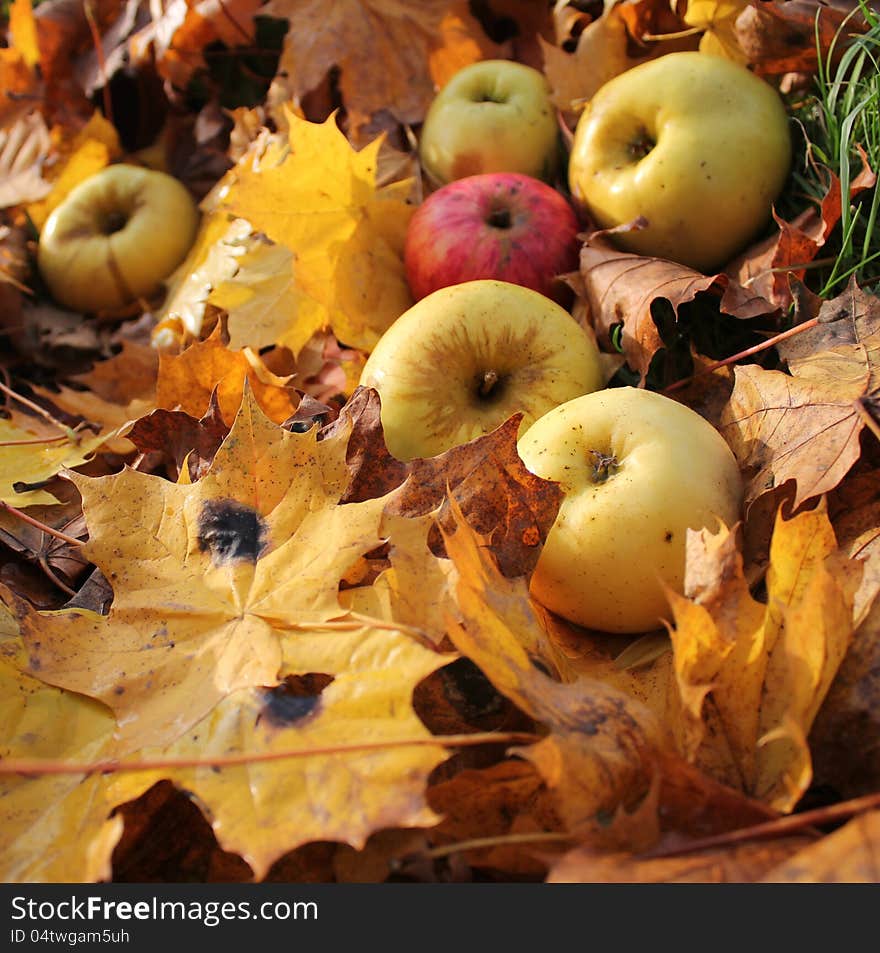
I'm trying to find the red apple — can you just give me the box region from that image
[404,172,581,303]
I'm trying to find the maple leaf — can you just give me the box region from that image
[0,412,107,507]
[666,503,862,811]
[575,234,775,381]
[262,0,502,140]
[0,593,122,883]
[102,647,449,880]
[156,325,299,425]
[542,0,698,120]
[18,389,397,750]
[681,0,750,63]
[219,112,415,352]
[721,281,880,509]
[209,240,327,355]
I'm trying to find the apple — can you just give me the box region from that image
[567,51,791,273]
[37,163,200,313]
[359,279,604,461]
[419,60,560,185]
[404,172,581,304]
[517,387,743,634]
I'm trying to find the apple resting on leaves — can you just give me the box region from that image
[517,387,743,634]
[359,279,604,462]
[404,172,581,303]
[37,164,200,313]
[419,59,560,185]
[568,51,791,273]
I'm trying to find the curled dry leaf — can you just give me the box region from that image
[122,389,230,482]
[0,110,52,207]
[721,281,880,510]
[667,503,862,811]
[736,0,870,76]
[576,233,775,382]
[726,150,876,311]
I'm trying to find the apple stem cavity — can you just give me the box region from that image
[627,128,655,162]
[101,210,128,235]
[589,449,620,483]
[478,369,500,399]
[486,207,513,229]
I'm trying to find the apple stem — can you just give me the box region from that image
[479,369,499,397]
[590,450,619,483]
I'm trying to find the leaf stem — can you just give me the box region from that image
[0,731,540,777]
[0,500,85,547]
[663,318,821,395]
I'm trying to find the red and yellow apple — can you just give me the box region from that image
[359,279,604,461]
[404,172,581,303]
[517,386,743,633]
[37,164,200,313]
[419,60,560,185]
[568,51,791,272]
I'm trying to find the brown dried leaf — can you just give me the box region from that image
[387,414,564,579]
[263,0,503,140]
[726,151,876,310]
[577,234,775,381]
[736,0,869,76]
[721,281,880,509]
[0,110,51,208]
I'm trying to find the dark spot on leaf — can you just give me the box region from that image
[197,499,269,565]
[114,686,125,695]
[529,654,554,677]
[665,531,673,543]
[259,674,334,728]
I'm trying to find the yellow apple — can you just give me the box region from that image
[517,387,743,633]
[359,279,604,461]
[568,52,791,272]
[419,60,560,185]
[37,164,200,313]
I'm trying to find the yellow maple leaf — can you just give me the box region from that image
[17,390,404,751]
[219,112,414,352]
[105,641,448,879]
[667,503,862,811]
[0,593,122,883]
[681,0,750,63]
[210,241,327,355]
[0,413,108,507]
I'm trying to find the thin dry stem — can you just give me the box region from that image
[0,731,539,777]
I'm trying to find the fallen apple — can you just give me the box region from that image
[517,386,743,634]
[404,172,581,303]
[568,51,792,272]
[419,59,560,185]
[37,163,200,313]
[359,279,604,461]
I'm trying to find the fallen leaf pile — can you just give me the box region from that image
[1,0,879,884]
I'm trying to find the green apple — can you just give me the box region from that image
[568,51,791,272]
[419,60,560,185]
[517,387,743,634]
[359,279,604,461]
[38,164,200,313]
